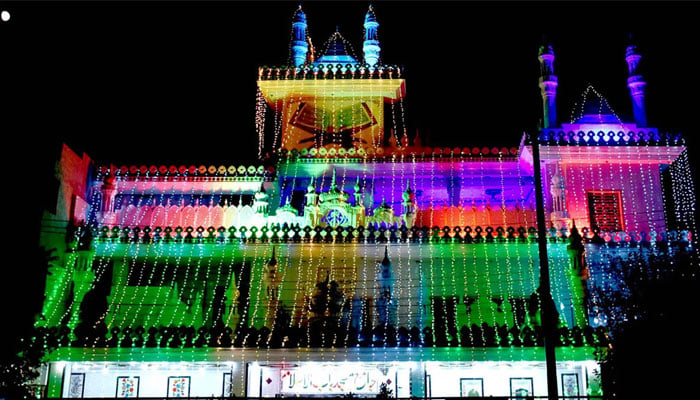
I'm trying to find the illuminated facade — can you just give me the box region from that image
[36,5,693,398]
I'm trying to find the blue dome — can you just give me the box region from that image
[365,6,377,23]
[573,86,622,124]
[315,31,358,64]
[293,6,306,23]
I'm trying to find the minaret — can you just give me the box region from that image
[402,180,418,227]
[376,246,396,326]
[538,41,558,129]
[330,168,339,193]
[100,171,117,213]
[253,183,269,215]
[378,246,394,294]
[363,4,381,67]
[304,179,320,227]
[305,179,319,207]
[352,177,366,227]
[263,247,281,328]
[265,247,280,300]
[626,36,647,127]
[99,170,118,225]
[549,169,570,229]
[291,4,309,67]
[353,176,363,207]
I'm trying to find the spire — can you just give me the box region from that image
[330,168,339,192]
[353,176,364,208]
[381,245,391,266]
[253,182,269,215]
[267,247,278,267]
[626,34,647,127]
[291,4,309,67]
[363,4,381,66]
[538,38,558,129]
[402,179,415,202]
[354,176,362,193]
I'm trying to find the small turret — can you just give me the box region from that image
[291,5,309,67]
[626,36,647,127]
[264,247,281,328]
[353,176,363,207]
[253,183,269,215]
[402,180,418,227]
[319,169,350,203]
[363,5,381,67]
[538,41,558,129]
[100,170,117,213]
[549,170,570,229]
[330,168,340,193]
[376,246,396,326]
[305,179,319,207]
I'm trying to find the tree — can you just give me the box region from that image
[308,271,345,319]
[308,272,345,347]
[376,382,393,399]
[0,246,59,399]
[589,245,699,398]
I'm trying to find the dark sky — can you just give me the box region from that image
[1,0,699,357]
[4,1,699,166]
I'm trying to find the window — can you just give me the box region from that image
[587,191,624,231]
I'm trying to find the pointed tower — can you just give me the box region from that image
[259,5,404,156]
[264,247,280,300]
[352,177,366,227]
[549,168,570,229]
[263,247,282,327]
[363,4,381,67]
[626,36,647,127]
[253,183,269,215]
[402,180,418,227]
[353,176,364,207]
[538,41,558,129]
[375,246,396,326]
[99,170,118,225]
[378,246,394,294]
[291,4,309,67]
[304,179,320,226]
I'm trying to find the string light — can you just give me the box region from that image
[35,7,697,399]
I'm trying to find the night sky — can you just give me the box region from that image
[2,1,699,347]
[4,1,699,164]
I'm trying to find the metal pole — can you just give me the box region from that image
[531,131,559,400]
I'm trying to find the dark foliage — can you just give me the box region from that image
[376,382,393,399]
[591,247,699,398]
[0,247,59,399]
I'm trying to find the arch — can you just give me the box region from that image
[181,206,196,228]
[166,205,181,227]
[237,205,254,227]
[209,205,224,227]
[120,205,139,227]
[223,206,238,227]
[152,205,167,228]
[195,205,210,227]
[139,205,154,227]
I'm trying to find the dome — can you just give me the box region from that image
[364,5,377,23]
[315,31,358,65]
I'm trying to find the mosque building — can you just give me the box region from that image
[36,5,693,398]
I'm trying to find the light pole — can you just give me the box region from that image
[531,131,559,400]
